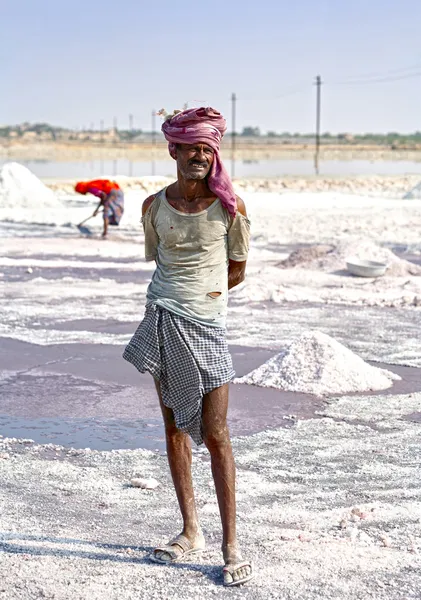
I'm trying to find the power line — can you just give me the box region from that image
[329,70,421,86]
[231,62,421,100]
[329,61,421,84]
[274,86,309,99]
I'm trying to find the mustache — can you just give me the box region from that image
[188,159,208,167]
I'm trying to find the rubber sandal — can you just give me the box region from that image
[223,560,254,587]
[149,533,205,564]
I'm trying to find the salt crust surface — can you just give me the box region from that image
[0,392,420,599]
[235,331,400,396]
[0,167,421,597]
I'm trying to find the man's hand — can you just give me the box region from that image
[228,196,248,290]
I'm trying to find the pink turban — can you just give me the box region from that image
[161,107,237,217]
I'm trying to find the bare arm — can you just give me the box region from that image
[93,191,107,216]
[142,194,159,260]
[228,196,248,290]
[142,194,157,217]
[102,215,109,238]
[93,199,103,216]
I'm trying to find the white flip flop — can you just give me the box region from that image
[223,560,254,587]
[149,533,205,564]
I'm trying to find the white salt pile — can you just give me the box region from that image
[234,331,400,396]
[281,238,421,277]
[0,162,61,209]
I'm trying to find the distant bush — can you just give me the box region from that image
[241,127,261,137]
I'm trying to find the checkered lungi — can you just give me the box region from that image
[123,304,235,445]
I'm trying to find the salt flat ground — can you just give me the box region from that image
[0,185,421,599]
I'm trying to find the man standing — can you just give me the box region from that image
[123,107,253,587]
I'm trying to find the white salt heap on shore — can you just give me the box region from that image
[281,238,421,277]
[0,162,61,209]
[235,331,400,396]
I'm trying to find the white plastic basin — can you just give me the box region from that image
[346,258,388,278]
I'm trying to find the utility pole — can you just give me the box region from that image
[151,110,157,176]
[100,119,104,142]
[151,110,156,147]
[129,114,133,131]
[231,92,236,179]
[113,116,118,131]
[314,75,322,175]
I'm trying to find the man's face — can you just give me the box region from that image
[175,143,214,180]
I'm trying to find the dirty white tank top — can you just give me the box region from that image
[142,188,250,328]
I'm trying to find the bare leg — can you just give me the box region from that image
[153,380,202,561]
[202,384,253,585]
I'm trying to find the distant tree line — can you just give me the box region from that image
[235,127,421,145]
[2,123,421,145]
[0,123,144,141]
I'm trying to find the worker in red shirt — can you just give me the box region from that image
[75,179,124,238]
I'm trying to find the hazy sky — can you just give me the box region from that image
[2,0,421,133]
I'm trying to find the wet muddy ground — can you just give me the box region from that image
[1,335,420,451]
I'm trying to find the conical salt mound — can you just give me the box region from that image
[235,331,400,397]
[0,162,61,209]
